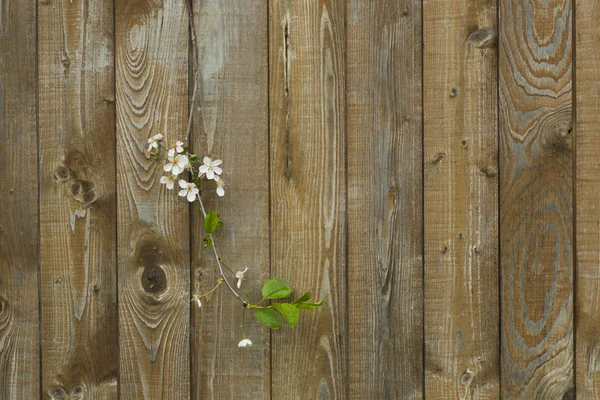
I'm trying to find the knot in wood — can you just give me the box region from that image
[53,165,70,182]
[449,87,460,98]
[142,265,167,293]
[81,188,98,205]
[460,370,473,386]
[466,28,496,48]
[71,384,85,398]
[47,386,67,400]
[0,296,5,314]
[69,180,85,196]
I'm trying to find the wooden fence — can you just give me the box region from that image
[0,0,594,398]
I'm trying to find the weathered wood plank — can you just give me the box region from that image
[0,1,39,398]
[268,0,347,398]
[499,0,573,397]
[115,1,190,398]
[38,0,118,397]
[346,0,423,398]
[423,0,499,397]
[575,0,600,397]
[190,0,269,398]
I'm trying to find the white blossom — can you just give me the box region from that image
[160,174,176,190]
[214,176,225,197]
[168,141,185,157]
[192,293,202,309]
[147,133,163,151]
[199,157,223,180]
[164,154,189,176]
[238,338,252,348]
[235,267,248,289]
[178,180,199,202]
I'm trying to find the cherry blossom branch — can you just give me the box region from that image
[195,192,247,306]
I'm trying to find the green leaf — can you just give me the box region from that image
[189,154,199,163]
[203,236,212,248]
[262,279,293,299]
[204,211,221,234]
[254,308,282,329]
[273,303,300,328]
[296,298,326,310]
[293,291,312,304]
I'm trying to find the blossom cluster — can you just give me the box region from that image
[147,133,225,201]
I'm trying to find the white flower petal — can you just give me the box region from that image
[199,165,209,174]
[213,166,223,175]
[212,159,223,166]
[172,165,182,175]
[196,298,202,309]
[187,191,196,202]
[191,187,199,195]
[179,179,188,189]
[203,156,212,165]
[206,170,214,180]
[168,148,176,157]
[154,133,163,141]
[238,338,252,348]
[178,189,187,197]
[177,155,189,166]
[216,187,225,197]
[237,279,242,289]
[166,181,174,190]
[164,164,173,172]
[235,267,248,279]
[160,176,168,184]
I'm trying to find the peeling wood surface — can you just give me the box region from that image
[190,0,269,398]
[347,0,423,398]
[0,1,39,398]
[424,0,500,398]
[500,0,574,397]
[115,0,190,398]
[269,1,347,398]
[1,0,598,398]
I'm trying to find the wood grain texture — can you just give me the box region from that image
[0,1,40,398]
[424,0,499,398]
[38,0,118,397]
[575,0,600,397]
[346,0,423,398]
[500,0,574,397]
[190,0,269,398]
[116,0,190,398]
[269,0,347,398]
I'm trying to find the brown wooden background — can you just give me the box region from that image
[0,0,595,398]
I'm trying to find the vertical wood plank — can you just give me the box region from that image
[38,0,118,397]
[575,0,600,397]
[269,0,347,398]
[500,0,574,397]
[0,1,40,398]
[423,0,499,397]
[115,1,190,398]
[346,0,423,398]
[190,0,269,398]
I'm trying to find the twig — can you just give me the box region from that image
[196,193,247,306]
[185,0,199,143]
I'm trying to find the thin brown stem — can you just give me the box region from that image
[196,193,247,306]
[185,0,199,143]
